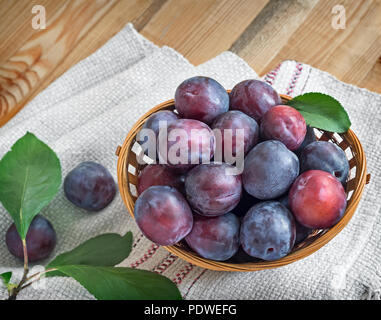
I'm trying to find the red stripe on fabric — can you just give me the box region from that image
[152,253,178,274]
[172,263,194,285]
[264,63,281,85]
[183,269,207,299]
[152,252,172,271]
[132,233,145,248]
[130,243,159,268]
[286,63,303,96]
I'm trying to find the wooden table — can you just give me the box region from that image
[0,0,380,126]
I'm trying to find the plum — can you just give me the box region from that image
[230,80,281,122]
[211,110,259,160]
[64,161,116,212]
[240,201,296,261]
[185,212,240,261]
[141,110,179,137]
[6,215,56,262]
[289,170,347,229]
[243,140,299,200]
[300,141,349,185]
[137,164,183,195]
[138,111,179,158]
[134,186,193,246]
[294,126,316,156]
[185,163,242,216]
[175,76,229,124]
[260,105,306,151]
[157,119,215,173]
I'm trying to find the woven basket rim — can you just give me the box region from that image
[116,94,368,271]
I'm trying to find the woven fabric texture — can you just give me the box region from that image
[0,24,380,300]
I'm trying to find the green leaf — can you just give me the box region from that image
[287,92,351,133]
[0,272,17,293]
[0,272,12,286]
[55,265,182,300]
[0,133,62,239]
[46,232,133,277]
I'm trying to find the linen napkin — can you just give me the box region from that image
[0,23,380,300]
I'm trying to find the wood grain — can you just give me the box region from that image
[36,0,162,116]
[231,0,381,92]
[0,0,121,126]
[362,57,381,93]
[141,0,270,65]
[0,0,380,126]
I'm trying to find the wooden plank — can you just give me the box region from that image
[141,0,270,65]
[232,0,381,93]
[231,0,319,74]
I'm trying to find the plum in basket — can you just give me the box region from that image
[185,163,242,216]
[134,186,193,246]
[230,80,281,122]
[185,212,240,261]
[175,76,229,125]
[240,201,296,261]
[243,140,299,200]
[289,170,347,229]
[157,119,215,173]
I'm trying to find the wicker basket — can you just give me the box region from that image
[116,94,370,271]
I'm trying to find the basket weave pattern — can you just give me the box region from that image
[116,95,369,271]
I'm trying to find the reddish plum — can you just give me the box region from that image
[243,140,299,200]
[175,76,229,124]
[289,170,347,228]
[134,186,193,246]
[6,215,56,262]
[157,119,215,173]
[64,161,116,212]
[240,201,296,261]
[260,105,306,151]
[300,141,349,185]
[211,110,259,159]
[230,80,281,122]
[185,212,240,261]
[137,164,183,195]
[185,163,242,216]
